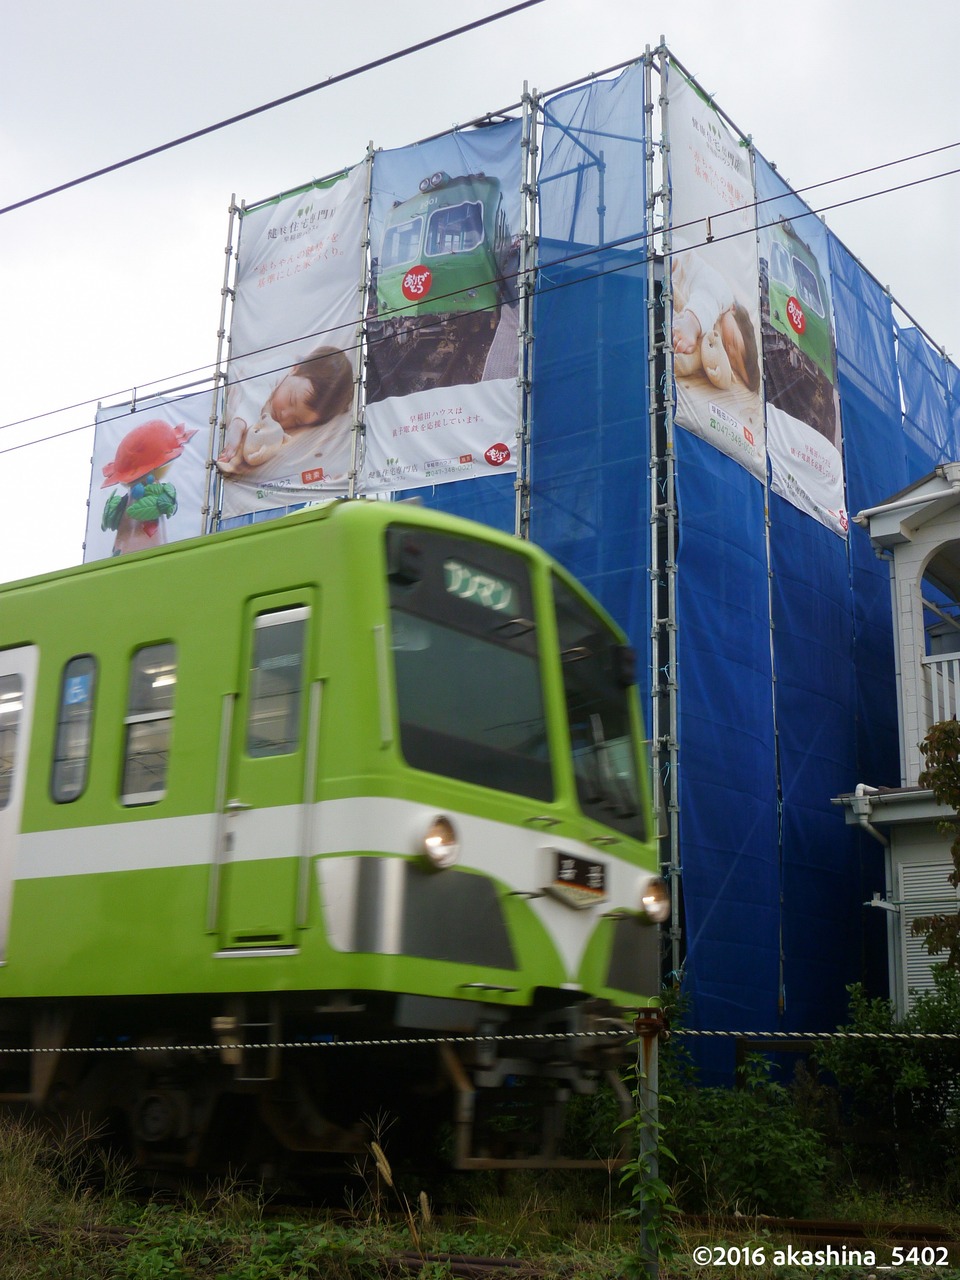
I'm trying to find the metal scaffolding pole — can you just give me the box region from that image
[749,138,787,1018]
[515,84,538,540]
[206,196,240,535]
[349,146,376,500]
[647,44,682,983]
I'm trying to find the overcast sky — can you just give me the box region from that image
[1,0,957,583]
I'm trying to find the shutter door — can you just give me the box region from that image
[898,859,960,1010]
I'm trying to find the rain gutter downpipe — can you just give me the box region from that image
[850,783,889,848]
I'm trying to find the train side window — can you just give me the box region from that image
[246,607,308,758]
[121,644,176,805]
[0,676,23,811]
[553,577,646,840]
[51,656,97,803]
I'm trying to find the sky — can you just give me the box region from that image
[1,0,958,584]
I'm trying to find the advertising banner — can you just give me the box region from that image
[666,64,765,480]
[220,164,367,517]
[84,390,210,562]
[755,155,846,535]
[362,120,522,491]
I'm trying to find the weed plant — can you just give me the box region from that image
[0,1115,131,1279]
[816,969,960,1198]
[655,1046,830,1217]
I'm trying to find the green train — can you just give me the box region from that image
[375,171,514,320]
[760,215,839,444]
[0,500,663,1172]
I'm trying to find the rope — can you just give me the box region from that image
[1,1029,631,1056]
[673,1029,960,1041]
[4,1027,960,1056]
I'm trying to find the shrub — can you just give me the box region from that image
[658,1050,829,1216]
[816,970,960,1194]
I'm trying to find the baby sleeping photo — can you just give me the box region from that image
[671,248,760,394]
[217,345,354,479]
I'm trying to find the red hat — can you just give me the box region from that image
[101,421,198,487]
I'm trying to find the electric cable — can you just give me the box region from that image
[1,111,958,450]
[3,146,957,458]
[0,0,546,220]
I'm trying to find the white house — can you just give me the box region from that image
[836,464,960,1014]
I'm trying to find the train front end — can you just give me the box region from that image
[310,508,665,1166]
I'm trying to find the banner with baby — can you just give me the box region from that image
[666,65,765,481]
[220,163,368,518]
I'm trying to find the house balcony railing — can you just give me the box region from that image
[923,653,960,729]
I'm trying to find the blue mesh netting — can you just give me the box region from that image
[673,432,779,1059]
[529,63,650,680]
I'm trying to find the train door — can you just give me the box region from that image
[212,594,319,951]
[0,646,39,962]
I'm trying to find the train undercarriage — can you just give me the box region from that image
[0,991,634,1177]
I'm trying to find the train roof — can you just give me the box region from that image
[0,499,543,598]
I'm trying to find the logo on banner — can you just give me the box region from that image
[484,443,511,467]
[786,296,806,335]
[402,266,433,301]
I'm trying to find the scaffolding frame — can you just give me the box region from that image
[646,44,683,983]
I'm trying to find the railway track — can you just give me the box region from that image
[11,1225,610,1278]
[386,1254,587,1277]
[11,1213,959,1274]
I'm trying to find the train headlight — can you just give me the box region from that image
[637,875,670,923]
[418,815,460,870]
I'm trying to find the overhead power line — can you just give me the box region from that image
[1,139,957,455]
[0,0,545,219]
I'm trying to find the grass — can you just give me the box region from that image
[0,1116,958,1279]
[0,1119,644,1279]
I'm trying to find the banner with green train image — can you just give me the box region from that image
[362,120,523,492]
[755,153,847,535]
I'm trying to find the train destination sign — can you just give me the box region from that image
[443,558,516,613]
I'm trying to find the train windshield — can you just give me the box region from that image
[387,526,552,801]
[769,240,794,289]
[425,202,484,256]
[792,257,825,317]
[552,577,646,840]
[381,217,423,269]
